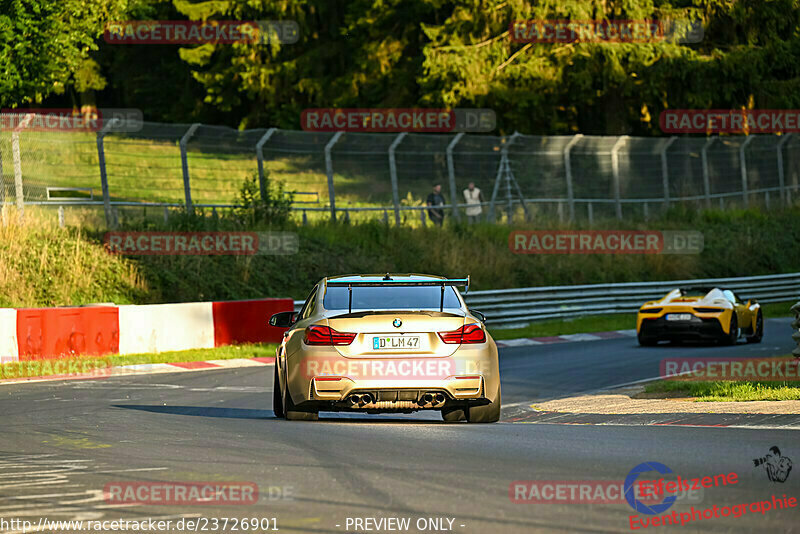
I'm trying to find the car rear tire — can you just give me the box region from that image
[720,314,738,345]
[282,368,318,421]
[466,386,501,423]
[441,405,466,422]
[272,364,284,418]
[637,331,657,346]
[746,310,763,344]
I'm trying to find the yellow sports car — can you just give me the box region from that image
[269,274,500,422]
[637,287,763,346]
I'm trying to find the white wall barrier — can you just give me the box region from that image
[118,302,215,355]
[0,309,18,361]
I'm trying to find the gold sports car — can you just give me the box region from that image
[636,287,763,346]
[268,274,500,422]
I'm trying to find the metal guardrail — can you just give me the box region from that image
[292,272,800,327]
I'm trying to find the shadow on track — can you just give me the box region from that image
[112,405,275,418]
[111,404,450,424]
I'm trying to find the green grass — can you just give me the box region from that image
[0,343,277,381]
[2,205,800,310]
[643,373,800,401]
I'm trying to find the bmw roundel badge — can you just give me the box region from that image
[393,318,402,328]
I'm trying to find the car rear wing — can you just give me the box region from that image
[325,276,470,313]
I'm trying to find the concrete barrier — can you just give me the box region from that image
[0,298,292,361]
[0,309,18,361]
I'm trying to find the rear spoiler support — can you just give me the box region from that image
[326,277,470,313]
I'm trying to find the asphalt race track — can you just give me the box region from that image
[1,317,797,533]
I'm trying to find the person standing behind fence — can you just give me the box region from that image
[426,184,445,226]
[463,182,484,223]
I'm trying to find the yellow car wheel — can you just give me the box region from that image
[466,386,501,423]
[441,405,467,422]
[720,313,738,345]
[272,364,284,418]
[282,368,318,421]
[746,310,764,344]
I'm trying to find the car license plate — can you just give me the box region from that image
[373,336,420,350]
[666,313,693,321]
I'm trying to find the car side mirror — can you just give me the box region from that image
[269,311,298,328]
[471,310,487,324]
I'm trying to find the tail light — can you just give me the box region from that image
[694,307,722,313]
[639,308,662,314]
[438,324,486,344]
[304,325,356,346]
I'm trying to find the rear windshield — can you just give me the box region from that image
[323,285,462,311]
[679,288,711,297]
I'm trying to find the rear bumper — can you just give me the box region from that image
[283,342,499,410]
[312,375,485,403]
[639,316,726,340]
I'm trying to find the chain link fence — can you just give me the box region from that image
[2,115,800,227]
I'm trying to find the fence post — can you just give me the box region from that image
[11,113,34,223]
[446,132,464,221]
[180,123,201,214]
[563,134,583,221]
[325,131,344,221]
[388,132,407,226]
[660,136,678,208]
[739,135,754,208]
[97,118,120,228]
[610,135,628,220]
[488,133,521,222]
[777,134,792,206]
[700,136,717,209]
[256,127,277,201]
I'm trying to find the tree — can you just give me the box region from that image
[0,0,130,108]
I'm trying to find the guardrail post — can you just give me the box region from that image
[180,123,201,214]
[791,301,800,362]
[446,132,464,221]
[587,202,593,226]
[700,136,717,209]
[488,133,521,222]
[611,135,628,220]
[777,134,792,206]
[324,131,344,221]
[660,136,678,208]
[739,135,754,208]
[97,118,120,228]
[563,134,583,221]
[388,132,407,226]
[11,113,33,223]
[256,127,277,201]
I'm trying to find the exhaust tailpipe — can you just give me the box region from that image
[422,393,434,404]
[434,393,446,405]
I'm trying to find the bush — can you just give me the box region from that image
[233,173,293,227]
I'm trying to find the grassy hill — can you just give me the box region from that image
[1,205,799,309]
